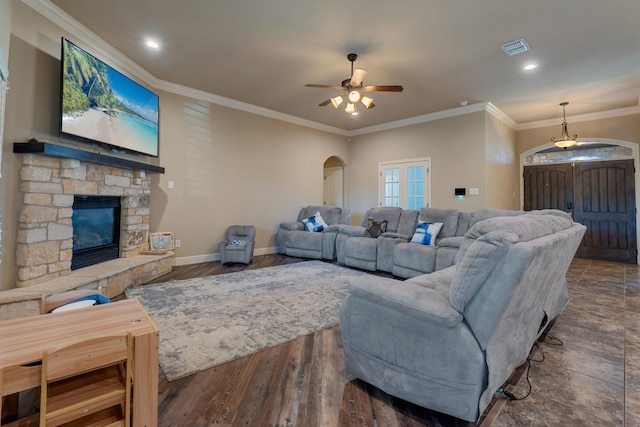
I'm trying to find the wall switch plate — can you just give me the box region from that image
[469,187,480,195]
[168,181,175,189]
[175,239,181,248]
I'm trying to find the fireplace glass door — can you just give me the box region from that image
[72,196,121,270]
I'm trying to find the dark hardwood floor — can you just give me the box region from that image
[149,255,512,427]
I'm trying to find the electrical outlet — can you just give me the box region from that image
[175,239,181,248]
[168,181,175,189]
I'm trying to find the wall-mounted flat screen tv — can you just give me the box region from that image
[60,38,159,157]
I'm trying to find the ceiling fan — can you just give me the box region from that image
[305,53,404,115]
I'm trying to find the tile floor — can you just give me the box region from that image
[494,258,640,426]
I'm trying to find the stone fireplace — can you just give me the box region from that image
[16,152,153,287]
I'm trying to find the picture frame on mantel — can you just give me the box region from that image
[150,232,174,251]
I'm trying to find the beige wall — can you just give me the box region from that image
[151,92,348,263]
[348,111,516,225]
[0,0,10,80]
[485,113,518,209]
[517,114,640,154]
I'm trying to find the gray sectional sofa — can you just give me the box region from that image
[339,210,586,422]
[278,206,532,278]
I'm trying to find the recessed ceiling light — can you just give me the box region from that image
[524,63,538,71]
[145,39,160,49]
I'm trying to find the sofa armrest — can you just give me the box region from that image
[437,236,464,248]
[279,221,304,231]
[380,232,411,241]
[338,224,367,238]
[347,276,463,327]
[323,224,340,233]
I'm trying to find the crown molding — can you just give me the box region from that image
[21,0,157,88]
[347,102,516,136]
[154,80,349,135]
[516,105,640,130]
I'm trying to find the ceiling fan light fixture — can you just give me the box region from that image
[551,102,578,150]
[348,90,362,103]
[305,53,402,115]
[330,95,344,108]
[360,96,374,109]
[345,102,356,114]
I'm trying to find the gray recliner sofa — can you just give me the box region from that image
[335,207,414,271]
[277,205,351,260]
[339,210,586,422]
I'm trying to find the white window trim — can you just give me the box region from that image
[378,157,431,209]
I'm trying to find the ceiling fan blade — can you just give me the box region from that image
[363,85,404,92]
[350,68,367,86]
[318,99,332,107]
[305,84,344,90]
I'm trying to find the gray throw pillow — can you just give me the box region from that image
[365,218,388,238]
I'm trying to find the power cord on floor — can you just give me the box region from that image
[543,333,564,346]
[499,355,533,401]
[498,333,563,402]
[498,332,566,401]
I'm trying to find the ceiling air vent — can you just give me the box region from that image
[501,38,530,56]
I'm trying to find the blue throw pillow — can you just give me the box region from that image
[302,211,328,232]
[410,221,443,245]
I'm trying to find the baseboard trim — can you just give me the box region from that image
[173,247,280,266]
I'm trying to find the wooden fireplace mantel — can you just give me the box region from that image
[13,142,165,174]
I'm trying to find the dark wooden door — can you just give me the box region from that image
[523,160,637,263]
[523,163,574,214]
[574,160,637,263]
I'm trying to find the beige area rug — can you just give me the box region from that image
[125,261,367,381]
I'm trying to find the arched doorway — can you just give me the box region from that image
[323,156,345,208]
[521,139,638,264]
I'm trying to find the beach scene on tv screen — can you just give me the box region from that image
[61,39,159,156]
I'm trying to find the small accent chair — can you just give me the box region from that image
[40,331,133,426]
[218,225,256,265]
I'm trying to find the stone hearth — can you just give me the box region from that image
[16,153,153,287]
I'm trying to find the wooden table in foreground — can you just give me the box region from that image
[0,298,159,427]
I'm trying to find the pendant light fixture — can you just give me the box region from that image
[550,102,578,150]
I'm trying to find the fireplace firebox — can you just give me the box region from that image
[72,195,121,270]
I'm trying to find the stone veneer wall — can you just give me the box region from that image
[16,153,151,287]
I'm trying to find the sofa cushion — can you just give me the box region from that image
[365,218,388,238]
[361,207,403,232]
[450,230,519,313]
[302,211,328,232]
[298,205,343,226]
[418,208,459,239]
[410,221,443,245]
[468,208,524,228]
[455,211,559,263]
[396,209,420,237]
